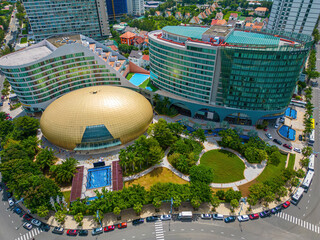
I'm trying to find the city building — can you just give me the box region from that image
[267,0,320,36]
[144,1,160,10]
[254,7,268,17]
[216,12,224,20]
[148,25,312,125]
[128,50,143,67]
[22,0,110,42]
[106,0,128,20]
[0,34,134,113]
[127,0,145,16]
[120,31,136,45]
[211,19,227,26]
[40,86,153,151]
[190,16,202,24]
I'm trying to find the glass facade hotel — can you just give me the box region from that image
[149,26,313,125]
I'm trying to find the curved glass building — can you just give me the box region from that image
[0,34,133,112]
[40,86,153,151]
[149,25,313,125]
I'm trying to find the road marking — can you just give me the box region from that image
[276,213,319,234]
[154,221,165,240]
[15,228,42,240]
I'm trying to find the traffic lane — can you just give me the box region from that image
[164,219,302,240]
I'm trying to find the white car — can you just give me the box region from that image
[160,214,171,221]
[200,214,211,219]
[294,148,301,153]
[212,214,224,220]
[274,124,279,129]
[265,133,272,139]
[23,222,33,230]
[31,219,41,227]
[237,215,249,222]
[8,198,14,207]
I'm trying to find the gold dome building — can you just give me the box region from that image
[40,86,153,151]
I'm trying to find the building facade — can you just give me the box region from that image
[106,0,128,20]
[149,25,312,125]
[23,0,110,42]
[0,35,134,113]
[127,0,145,16]
[267,0,320,36]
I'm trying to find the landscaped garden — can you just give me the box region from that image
[200,149,245,183]
[20,37,27,44]
[124,167,188,190]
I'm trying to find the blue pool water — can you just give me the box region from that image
[278,125,296,141]
[86,166,111,189]
[129,73,150,86]
[285,107,297,119]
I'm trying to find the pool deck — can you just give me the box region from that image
[129,73,150,86]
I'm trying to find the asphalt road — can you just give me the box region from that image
[4,7,18,46]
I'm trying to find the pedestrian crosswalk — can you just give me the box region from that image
[276,212,320,234]
[154,220,165,240]
[15,228,42,240]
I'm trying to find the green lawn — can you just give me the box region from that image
[22,29,28,35]
[62,190,71,204]
[200,149,245,183]
[20,37,27,44]
[126,72,134,80]
[287,153,296,170]
[256,153,287,183]
[139,78,158,92]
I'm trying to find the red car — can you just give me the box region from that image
[282,201,291,208]
[104,225,115,232]
[263,127,268,131]
[249,213,259,220]
[283,144,292,150]
[67,229,78,236]
[118,222,127,229]
[23,214,33,221]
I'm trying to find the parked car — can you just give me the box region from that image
[104,225,115,232]
[31,219,41,227]
[283,144,292,150]
[259,210,271,218]
[118,222,127,229]
[282,201,291,209]
[23,214,33,222]
[237,215,249,222]
[8,198,14,207]
[132,218,144,225]
[299,135,303,141]
[23,222,32,230]
[265,133,272,139]
[7,192,12,198]
[200,214,211,219]
[0,102,3,107]
[271,206,282,214]
[263,127,268,131]
[146,216,158,222]
[212,214,224,220]
[273,139,282,145]
[67,229,78,236]
[249,214,259,220]
[52,227,64,235]
[160,215,171,221]
[224,216,236,223]
[294,148,301,153]
[13,207,21,214]
[78,230,88,236]
[40,223,50,232]
[274,124,279,129]
[91,227,103,235]
[279,117,285,123]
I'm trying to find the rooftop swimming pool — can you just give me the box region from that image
[129,73,150,86]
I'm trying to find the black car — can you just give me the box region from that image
[299,135,303,141]
[271,206,282,214]
[259,210,271,218]
[224,216,236,223]
[273,139,282,145]
[146,216,158,222]
[132,218,144,225]
[7,192,12,198]
[52,227,64,235]
[40,223,50,232]
[78,230,88,236]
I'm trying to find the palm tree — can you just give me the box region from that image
[135,156,144,170]
[248,130,258,138]
[37,205,49,218]
[181,118,189,126]
[234,126,243,135]
[206,122,215,130]
[163,97,171,108]
[221,121,230,129]
[152,94,160,105]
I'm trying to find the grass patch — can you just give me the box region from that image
[126,72,134,80]
[62,190,71,204]
[139,78,158,92]
[124,167,188,190]
[22,29,27,35]
[200,149,245,183]
[287,153,295,170]
[255,153,287,183]
[20,37,27,44]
